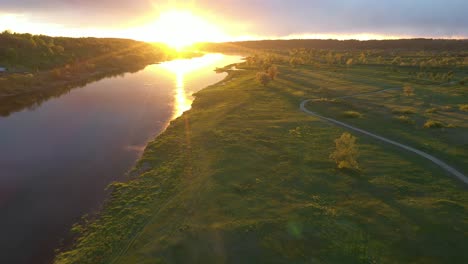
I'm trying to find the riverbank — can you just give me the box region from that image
[0,53,240,264]
[0,50,202,116]
[55,59,467,263]
[0,32,204,116]
[0,51,203,117]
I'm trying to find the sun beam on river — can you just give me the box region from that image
[159,53,225,119]
[174,71,189,118]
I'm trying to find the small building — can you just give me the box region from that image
[0,67,7,73]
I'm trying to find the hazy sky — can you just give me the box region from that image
[1,0,467,40]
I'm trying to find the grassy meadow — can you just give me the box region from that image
[55,48,468,263]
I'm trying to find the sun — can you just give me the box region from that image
[153,10,226,50]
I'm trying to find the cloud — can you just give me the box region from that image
[0,0,153,27]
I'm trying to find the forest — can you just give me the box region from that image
[0,31,169,99]
[0,31,177,116]
[0,30,164,71]
[200,38,468,52]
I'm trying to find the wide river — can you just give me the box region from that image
[0,53,242,264]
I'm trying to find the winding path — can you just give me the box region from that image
[300,89,468,185]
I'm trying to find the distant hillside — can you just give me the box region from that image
[200,38,468,52]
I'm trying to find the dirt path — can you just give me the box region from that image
[300,89,468,185]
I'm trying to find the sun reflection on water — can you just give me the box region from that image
[174,71,190,117]
[159,53,224,119]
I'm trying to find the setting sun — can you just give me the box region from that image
[152,10,226,50]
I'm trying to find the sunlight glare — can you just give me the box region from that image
[159,54,224,118]
[152,10,226,50]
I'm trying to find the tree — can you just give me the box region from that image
[376,56,384,64]
[447,71,454,82]
[403,85,414,96]
[391,56,402,66]
[267,65,278,80]
[289,57,304,68]
[256,72,271,86]
[246,56,255,66]
[330,132,359,170]
[358,52,367,64]
[5,47,17,63]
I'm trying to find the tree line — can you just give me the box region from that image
[0,30,164,71]
[201,39,468,52]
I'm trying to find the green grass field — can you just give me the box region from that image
[55,59,468,264]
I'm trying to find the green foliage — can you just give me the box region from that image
[0,32,172,115]
[267,65,279,80]
[342,111,363,118]
[394,115,414,124]
[289,57,304,67]
[0,31,162,71]
[391,108,416,115]
[330,132,360,170]
[256,72,271,86]
[55,49,468,264]
[425,107,439,113]
[423,120,445,128]
[403,85,414,96]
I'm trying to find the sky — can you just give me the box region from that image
[1,0,467,41]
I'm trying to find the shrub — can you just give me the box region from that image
[256,72,271,86]
[342,111,362,118]
[289,57,304,67]
[440,105,454,112]
[425,107,438,113]
[403,85,414,96]
[330,132,360,170]
[395,115,414,124]
[314,98,338,103]
[392,108,415,115]
[459,104,468,112]
[423,120,444,128]
[267,65,278,80]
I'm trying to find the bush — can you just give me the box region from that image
[459,104,468,112]
[395,115,414,124]
[256,72,271,86]
[342,111,362,118]
[403,85,414,96]
[314,98,339,103]
[423,120,444,128]
[425,107,438,113]
[330,132,360,170]
[289,57,304,67]
[392,108,416,115]
[439,105,454,112]
[267,65,278,80]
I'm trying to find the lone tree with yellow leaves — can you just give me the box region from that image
[403,85,414,96]
[330,132,360,170]
[256,72,271,86]
[267,65,278,80]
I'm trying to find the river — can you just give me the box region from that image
[0,53,242,264]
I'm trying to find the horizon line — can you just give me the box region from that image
[3,30,468,43]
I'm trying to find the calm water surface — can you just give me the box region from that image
[0,53,242,264]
